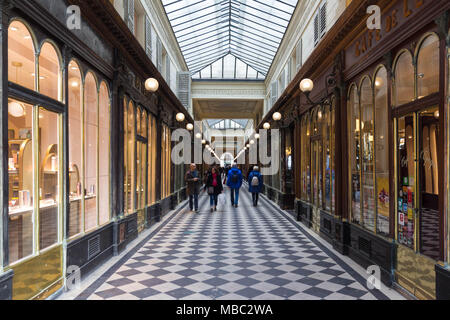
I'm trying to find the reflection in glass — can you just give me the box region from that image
[361,78,375,231]
[39,42,60,100]
[8,21,35,91]
[417,35,439,98]
[394,51,414,106]
[68,60,82,237]
[419,107,440,260]
[349,85,361,224]
[375,67,390,235]
[8,100,34,263]
[84,73,98,230]
[397,115,415,249]
[38,108,60,250]
[99,82,110,225]
[323,106,331,211]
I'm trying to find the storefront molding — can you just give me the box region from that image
[160,196,172,219]
[347,224,396,286]
[0,269,13,300]
[297,200,313,229]
[114,213,138,255]
[319,210,350,256]
[435,264,450,300]
[66,223,114,281]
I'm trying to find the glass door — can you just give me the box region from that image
[396,107,441,258]
[8,102,64,300]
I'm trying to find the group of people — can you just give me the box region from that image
[184,163,263,212]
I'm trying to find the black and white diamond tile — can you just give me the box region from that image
[77,189,389,300]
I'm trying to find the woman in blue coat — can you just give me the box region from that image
[248,166,263,206]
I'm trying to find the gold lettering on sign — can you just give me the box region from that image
[353,0,425,58]
[386,15,392,33]
[404,0,412,17]
[392,9,398,28]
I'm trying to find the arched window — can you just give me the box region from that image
[305,114,311,203]
[360,77,375,230]
[125,100,135,214]
[98,81,110,225]
[39,42,61,100]
[84,72,98,231]
[374,66,389,235]
[148,113,157,205]
[348,84,361,224]
[417,34,439,98]
[323,105,331,211]
[68,60,83,237]
[331,98,336,213]
[8,20,35,90]
[301,115,308,201]
[394,51,414,106]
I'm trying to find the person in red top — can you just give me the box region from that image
[205,166,223,212]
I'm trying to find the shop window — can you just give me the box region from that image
[417,34,439,98]
[394,51,414,106]
[148,114,157,205]
[68,60,82,237]
[311,107,323,207]
[98,82,110,225]
[7,98,63,262]
[323,106,331,211]
[8,100,34,263]
[124,100,136,214]
[374,66,390,235]
[348,84,361,224]
[38,108,61,250]
[8,20,36,91]
[39,42,61,101]
[360,77,375,231]
[331,99,336,212]
[161,124,171,199]
[137,107,147,210]
[84,72,98,231]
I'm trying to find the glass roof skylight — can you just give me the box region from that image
[161,0,298,78]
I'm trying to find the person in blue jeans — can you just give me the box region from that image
[226,164,243,208]
[248,166,263,206]
[185,163,200,212]
[205,166,223,212]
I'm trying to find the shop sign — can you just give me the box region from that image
[350,0,426,60]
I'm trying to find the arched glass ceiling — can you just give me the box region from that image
[207,119,248,129]
[161,0,298,78]
[192,53,263,79]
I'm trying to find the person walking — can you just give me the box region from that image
[248,166,263,206]
[205,166,223,212]
[185,163,201,212]
[226,163,243,208]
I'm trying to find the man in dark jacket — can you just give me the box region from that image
[226,164,243,208]
[248,166,263,206]
[185,163,200,212]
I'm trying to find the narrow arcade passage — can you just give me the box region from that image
[72,189,395,300]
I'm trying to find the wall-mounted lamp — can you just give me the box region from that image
[202,139,206,145]
[186,123,194,131]
[272,112,282,121]
[176,112,185,122]
[299,73,335,107]
[195,133,202,139]
[254,133,260,139]
[145,78,159,92]
[263,122,270,130]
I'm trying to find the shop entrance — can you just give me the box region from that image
[8,103,64,300]
[395,106,441,298]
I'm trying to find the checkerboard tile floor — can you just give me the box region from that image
[76,189,390,300]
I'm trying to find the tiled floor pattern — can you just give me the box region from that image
[76,189,390,300]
